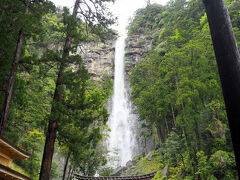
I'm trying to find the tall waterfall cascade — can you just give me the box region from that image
[107,0,154,168]
[106,3,149,166]
[107,24,134,167]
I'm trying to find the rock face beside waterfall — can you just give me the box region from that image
[124,33,155,157]
[125,34,152,76]
[80,40,115,81]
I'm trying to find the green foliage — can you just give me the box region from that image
[123,150,164,176]
[0,0,115,178]
[209,150,237,179]
[161,131,184,166]
[129,0,239,178]
[195,151,212,179]
[128,4,165,35]
[101,73,113,99]
[50,161,61,179]
[152,171,163,180]
[99,167,114,176]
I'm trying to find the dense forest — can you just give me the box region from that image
[0,0,240,179]
[0,0,114,179]
[128,0,240,179]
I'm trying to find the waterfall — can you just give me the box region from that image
[107,0,150,168]
[107,19,133,167]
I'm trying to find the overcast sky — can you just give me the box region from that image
[50,0,169,9]
[50,0,169,30]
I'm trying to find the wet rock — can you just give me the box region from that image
[177,170,185,178]
[126,160,134,167]
[111,166,127,176]
[146,152,152,161]
[125,51,142,56]
[161,164,169,177]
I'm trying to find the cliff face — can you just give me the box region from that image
[125,34,152,76]
[81,40,115,81]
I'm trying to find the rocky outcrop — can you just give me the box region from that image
[125,34,152,75]
[80,40,115,81]
[112,166,128,176]
[161,165,169,177]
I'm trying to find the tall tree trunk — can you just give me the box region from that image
[171,105,176,128]
[68,167,74,180]
[156,123,164,146]
[39,1,80,180]
[62,152,71,180]
[39,62,64,180]
[164,115,169,135]
[194,118,201,151]
[39,120,57,180]
[202,0,240,176]
[0,1,29,137]
[182,126,197,175]
[67,166,72,180]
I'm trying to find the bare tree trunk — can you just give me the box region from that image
[156,124,164,146]
[39,1,80,180]
[171,105,176,128]
[0,1,29,137]
[67,166,72,180]
[63,152,71,180]
[164,115,169,135]
[69,167,74,180]
[202,0,240,176]
[194,118,201,151]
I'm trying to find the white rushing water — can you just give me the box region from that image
[107,0,148,168]
[107,0,169,168]
[108,23,133,166]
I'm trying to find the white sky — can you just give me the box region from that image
[50,0,170,31]
[50,0,169,9]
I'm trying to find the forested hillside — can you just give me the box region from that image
[127,0,240,179]
[0,0,114,179]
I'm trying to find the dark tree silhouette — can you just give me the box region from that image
[202,0,240,177]
[0,0,29,137]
